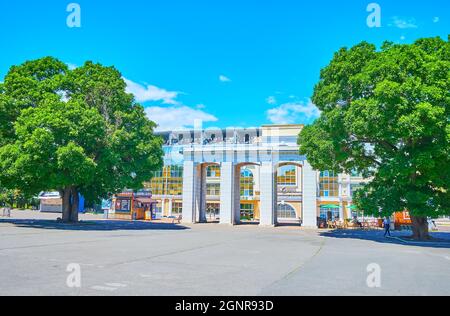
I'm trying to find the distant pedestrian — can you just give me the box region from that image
[383,217,391,237]
[428,218,437,231]
[2,205,11,217]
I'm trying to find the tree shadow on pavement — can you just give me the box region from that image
[320,229,450,249]
[0,219,191,231]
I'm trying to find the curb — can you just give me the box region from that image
[388,236,450,246]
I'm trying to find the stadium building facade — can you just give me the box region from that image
[145,124,368,228]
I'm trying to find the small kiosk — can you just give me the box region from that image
[112,190,155,221]
[38,192,63,213]
[38,192,85,214]
[394,210,413,230]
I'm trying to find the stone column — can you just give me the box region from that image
[348,182,353,219]
[198,165,207,223]
[220,162,237,225]
[302,161,318,228]
[260,162,276,226]
[347,202,352,219]
[233,165,242,224]
[168,199,173,217]
[161,199,166,217]
[182,161,198,224]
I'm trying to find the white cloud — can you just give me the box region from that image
[219,75,231,83]
[267,100,321,124]
[145,105,218,131]
[266,96,277,105]
[124,78,179,104]
[390,16,418,29]
[433,17,440,23]
[124,78,217,131]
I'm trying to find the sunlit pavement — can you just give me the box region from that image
[1,210,449,296]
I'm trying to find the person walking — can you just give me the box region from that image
[383,217,392,238]
[2,204,11,217]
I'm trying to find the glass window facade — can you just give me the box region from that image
[319,207,340,221]
[206,183,221,196]
[277,165,297,186]
[240,168,254,197]
[154,201,163,217]
[206,165,221,196]
[206,165,221,178]
[277,203,297,219]
[115,199,131,213]
[206,202,220,220]
[240,203,255,220]
[172,202,182,215]
[320,171,339,197]
[147,166,184,196]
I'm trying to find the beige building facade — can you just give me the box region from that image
[147,124,369,227]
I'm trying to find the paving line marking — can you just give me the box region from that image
[140,274,152,278]
[105,283,127,288]
[91,285,118,292]
[105,241,225,268]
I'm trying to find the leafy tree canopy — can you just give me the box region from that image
[0,57,164,221]
[299,37,450,228]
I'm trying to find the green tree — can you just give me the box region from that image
[299,37,450,240]
[0,57,164,222]
[0,188,33,209]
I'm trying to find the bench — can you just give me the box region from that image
[168,215,182,224]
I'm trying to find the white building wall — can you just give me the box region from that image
[198,165,207,223]
[233,165,242,224]
[302,161,318,228]
[168,199,173,217]
[182,161,197,224]
[260,162,276,226]
[220,162,236,225]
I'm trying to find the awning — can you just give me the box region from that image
[136,197,152,204]
[320,204,340,209]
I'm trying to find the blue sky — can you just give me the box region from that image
[0,0,448,131]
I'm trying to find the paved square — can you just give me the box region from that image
[1,211,449,296]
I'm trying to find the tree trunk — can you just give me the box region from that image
[411,216,430,241]
[61,187,79,223]
[70,188,79,222]
[61,188,71,222]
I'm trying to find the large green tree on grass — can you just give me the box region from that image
[0,57,164,222]
[299,37,450,240]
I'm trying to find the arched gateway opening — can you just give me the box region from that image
[275,162,303,226]
[236,163,260,225]
[205,165,221,222]
[195,163,221,223]
[182,160,317,228]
